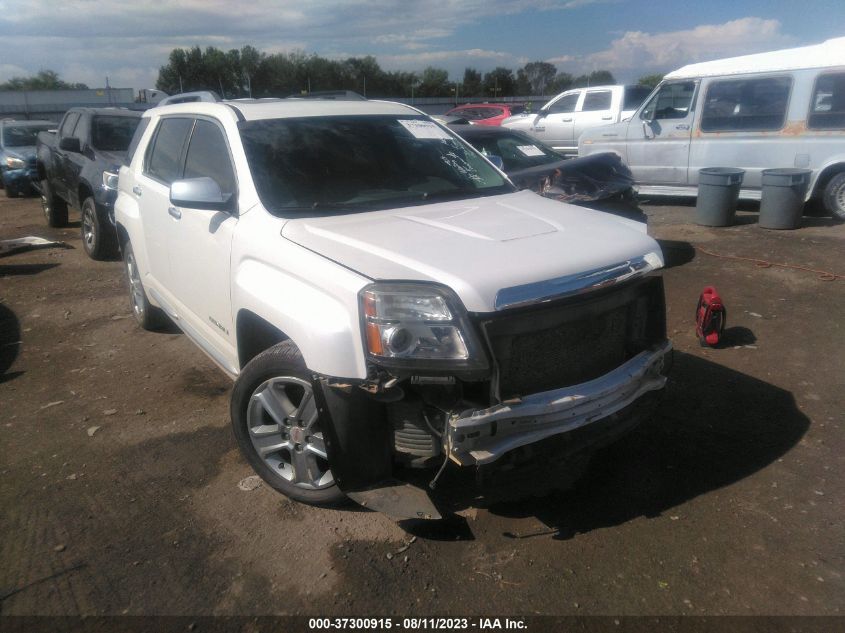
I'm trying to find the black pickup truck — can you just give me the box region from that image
[36,108,142,259]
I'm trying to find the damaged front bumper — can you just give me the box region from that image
[447,340,672,466]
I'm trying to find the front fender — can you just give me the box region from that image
[232,246,370,379]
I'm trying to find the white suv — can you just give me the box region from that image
[115,98,671,518]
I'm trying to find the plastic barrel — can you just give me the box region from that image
[759,168,812,230]
[695,168,745,227]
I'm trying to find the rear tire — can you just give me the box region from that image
[823,172,845,221]
[40,178,68,227]
[123,241,167,331]
[81,197,118,260]
[231,341,345,506]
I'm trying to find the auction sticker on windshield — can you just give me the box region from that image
[517,145,545,157]
[399,119,452,140]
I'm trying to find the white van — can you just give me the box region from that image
[578,37,845,218]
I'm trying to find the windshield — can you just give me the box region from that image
[92,116,140,152]
[239,115,513,214]
[466,131,563,172]
[2,125,51,148]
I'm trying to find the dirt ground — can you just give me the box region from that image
[1,193,843,617]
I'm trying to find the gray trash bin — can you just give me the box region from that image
[759,168,812,230]
[695,168,745,227]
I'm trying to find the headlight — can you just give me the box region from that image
[102,171,119,190]
[359,282,488,372]
[5,156,25,169]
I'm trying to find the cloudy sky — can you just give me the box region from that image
[0,0,842,90]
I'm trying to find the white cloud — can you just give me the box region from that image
[583,17,795,73]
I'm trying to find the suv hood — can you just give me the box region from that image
[281,190,662,313]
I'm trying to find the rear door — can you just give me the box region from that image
[626,80,698,185]
[63,114,89,207]
[135,116,193,294]
[532,91,580,150]
[573,89,615,140]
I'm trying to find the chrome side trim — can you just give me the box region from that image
[494,254,657,311]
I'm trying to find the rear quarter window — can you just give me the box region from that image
[145,117,193,185]
[700,76,792,132]
[808,72,845,130]
[124,118,150,167]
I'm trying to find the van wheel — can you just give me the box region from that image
[81,197,118,260]
[123,241,167,330]
[231,341,344,506]
[40,179,68,227]
[823,172,845,220]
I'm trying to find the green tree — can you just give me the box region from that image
[462,68,483,98]
[637,73,664,89]
[547,72,574,95]
[0,69,88,91]
[417,67,450,97]
[516,61,557,95]
[483,67,516,98]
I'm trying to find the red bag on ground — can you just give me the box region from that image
[696,286,726,347]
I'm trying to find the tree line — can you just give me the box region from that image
[0,50,666,97]
[154,46,628,99]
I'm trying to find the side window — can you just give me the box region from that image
[701,76,791,132]
[479,108,504,119]
[183,119,236,195]
[72,115,89,142]
[145,117,193,185]
[123,118,150,167]
[808,72,845,130]
[581,91,612,111]
[59,113,80,138]
[641,82,696,121]
[547,93,579,114]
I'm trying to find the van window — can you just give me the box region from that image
[547,93,579,114]
[145,117,193,185]
[808,72,845,130]
[701,77,791,132]
[641,82,695,121]
[582,91,612,111]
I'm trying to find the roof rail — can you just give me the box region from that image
[155,91,221,107]
[285,90,366,101]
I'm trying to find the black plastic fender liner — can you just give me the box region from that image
[312,378,442,520]
[311,378,393,492]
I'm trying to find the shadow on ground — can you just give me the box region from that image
[405,351,809,540]
[0,303,22,383]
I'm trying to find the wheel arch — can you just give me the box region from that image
[811,161,845,199]
[236,309,293,370]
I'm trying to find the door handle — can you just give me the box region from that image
[675,124,690,130]
[168,206,181,220]
[601,116,613,120]
[132,185,142,196]
[562,118,573,122]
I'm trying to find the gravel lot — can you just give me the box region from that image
[1,193,843,616]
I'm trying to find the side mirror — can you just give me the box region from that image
[486,155,504,170]
[59,137,81,153]
[170,177,234,212]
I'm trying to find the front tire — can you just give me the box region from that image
[81,197,118,260]
[40,178,68,227]
[823,172,845,221]
[123,241,167,331]
[231,341,344,506]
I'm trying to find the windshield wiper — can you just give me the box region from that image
[419,187,487,201]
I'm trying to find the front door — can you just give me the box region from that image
[166,118,238,360]
[626,81,698,185]
[532,91,581,150]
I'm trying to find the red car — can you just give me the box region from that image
[444,103,524,126]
